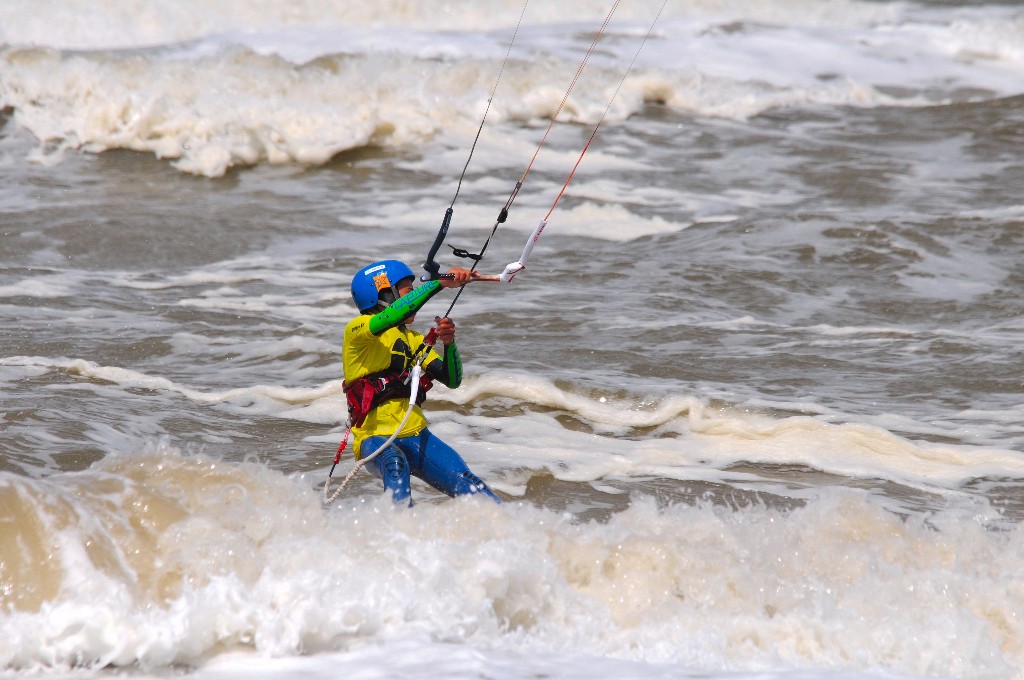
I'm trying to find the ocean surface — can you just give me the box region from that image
[1,1,1023,678]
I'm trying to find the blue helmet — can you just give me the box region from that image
[351,260,415,312]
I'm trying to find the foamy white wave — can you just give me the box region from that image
[115,267,278,290]
[0,42,666,177]
[173,287,354,325]
[5,353,1020,491]
[111,258,351,318]
[914,10,1024,64]
[1,46,476,177]
[512,202,687,241]
[174,292,342,319]
[0,356,344,424]
[174,642,888,680]
[0,0,685,51]
[701,315,788,330]
[445,371,697,430]
[0,0,908,52]
[0,277,73,298]
[420,371,1024,494]
[810,323,921,337]
[957,203,1024,220]
[1,445,1021,677]
[2,0,1022,176]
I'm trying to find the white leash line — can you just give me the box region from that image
[322,364,423,505]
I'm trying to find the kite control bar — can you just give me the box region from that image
[437,272,503,282]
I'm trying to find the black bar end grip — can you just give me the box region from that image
[497,207,508,224]
[422,207,453,281]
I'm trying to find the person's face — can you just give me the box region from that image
[395,278,416,322]
[395,279,415,297]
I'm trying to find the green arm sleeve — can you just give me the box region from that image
[367,280,443,335]
[443,341,463,388]
[425,341,463,388]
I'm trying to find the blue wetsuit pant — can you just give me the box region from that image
[361,428,501,505]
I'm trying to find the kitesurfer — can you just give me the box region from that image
[343,259,501,505]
